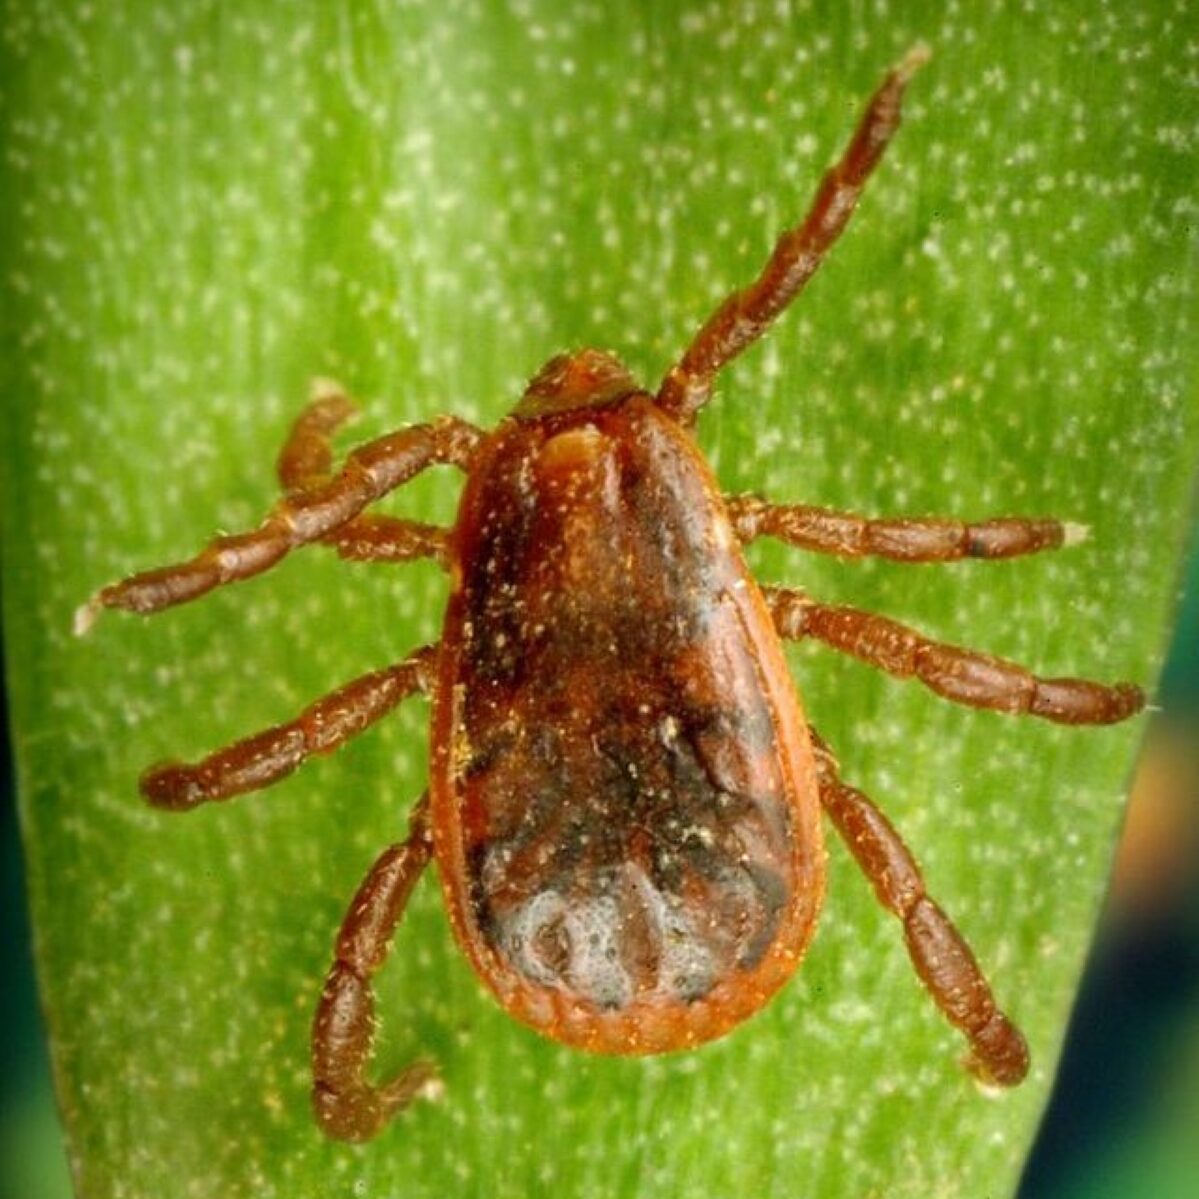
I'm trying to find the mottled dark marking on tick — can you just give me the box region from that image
[443,399,805,1015]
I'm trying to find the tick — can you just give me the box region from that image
[79,47,1144,1142]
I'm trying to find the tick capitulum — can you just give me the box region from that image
[80,45,1144,1142]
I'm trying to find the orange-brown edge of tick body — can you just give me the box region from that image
[77,45,1146,1142]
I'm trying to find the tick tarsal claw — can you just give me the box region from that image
[896,43,933,83]
[307,376,360,421]
[412,1066,446,1104]
[72,594,102,637]
[1062,521,1091,547]
[309,376,350,402]
[969,1073,1010,1101]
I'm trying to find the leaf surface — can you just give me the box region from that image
[2,4,1196,1197]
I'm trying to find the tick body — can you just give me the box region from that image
[81,47,1145,1142]
[434,383,823,1053]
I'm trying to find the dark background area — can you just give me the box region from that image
[2,533,1197,1197]
[1021,530,1199,1199]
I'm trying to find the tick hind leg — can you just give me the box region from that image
[139,646,436,809]
[810,731,1029,1086]
[657,46,929,423]
[763,587,1144,725]
[729,495,1084,563]
[277,380,450,568]
[313,794,441,1141]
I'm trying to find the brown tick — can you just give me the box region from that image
[78,47,1144,1142]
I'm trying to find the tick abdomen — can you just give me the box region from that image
[431,394,824,1053]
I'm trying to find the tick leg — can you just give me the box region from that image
[324,514,450,566]
[139,646,436,809]
[810,731,1029,1087]
[313,794,441,1142]
[763,587,1144,725]
[74,411,480,632]
[657,46,929,423]
[729,495,1084,562]
[276,378,363,494]
[276,381,451,567]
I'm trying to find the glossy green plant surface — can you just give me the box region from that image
[2,3,1195,1197]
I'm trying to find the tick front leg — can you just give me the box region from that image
[276,381,451,568]
[313,795,441,1142]
[764,587,1144,725]
[276,378,363,494]
[75,411,480,632]
[139,646,436,809]
[730,495,1083,562]
[810,732,1029,1087]
[657,46,929,423]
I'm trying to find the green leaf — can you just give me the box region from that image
[3,4,1195,1197]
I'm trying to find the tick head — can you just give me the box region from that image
[514,349,640,420]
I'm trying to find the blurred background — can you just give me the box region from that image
[2,533,1195,1197]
